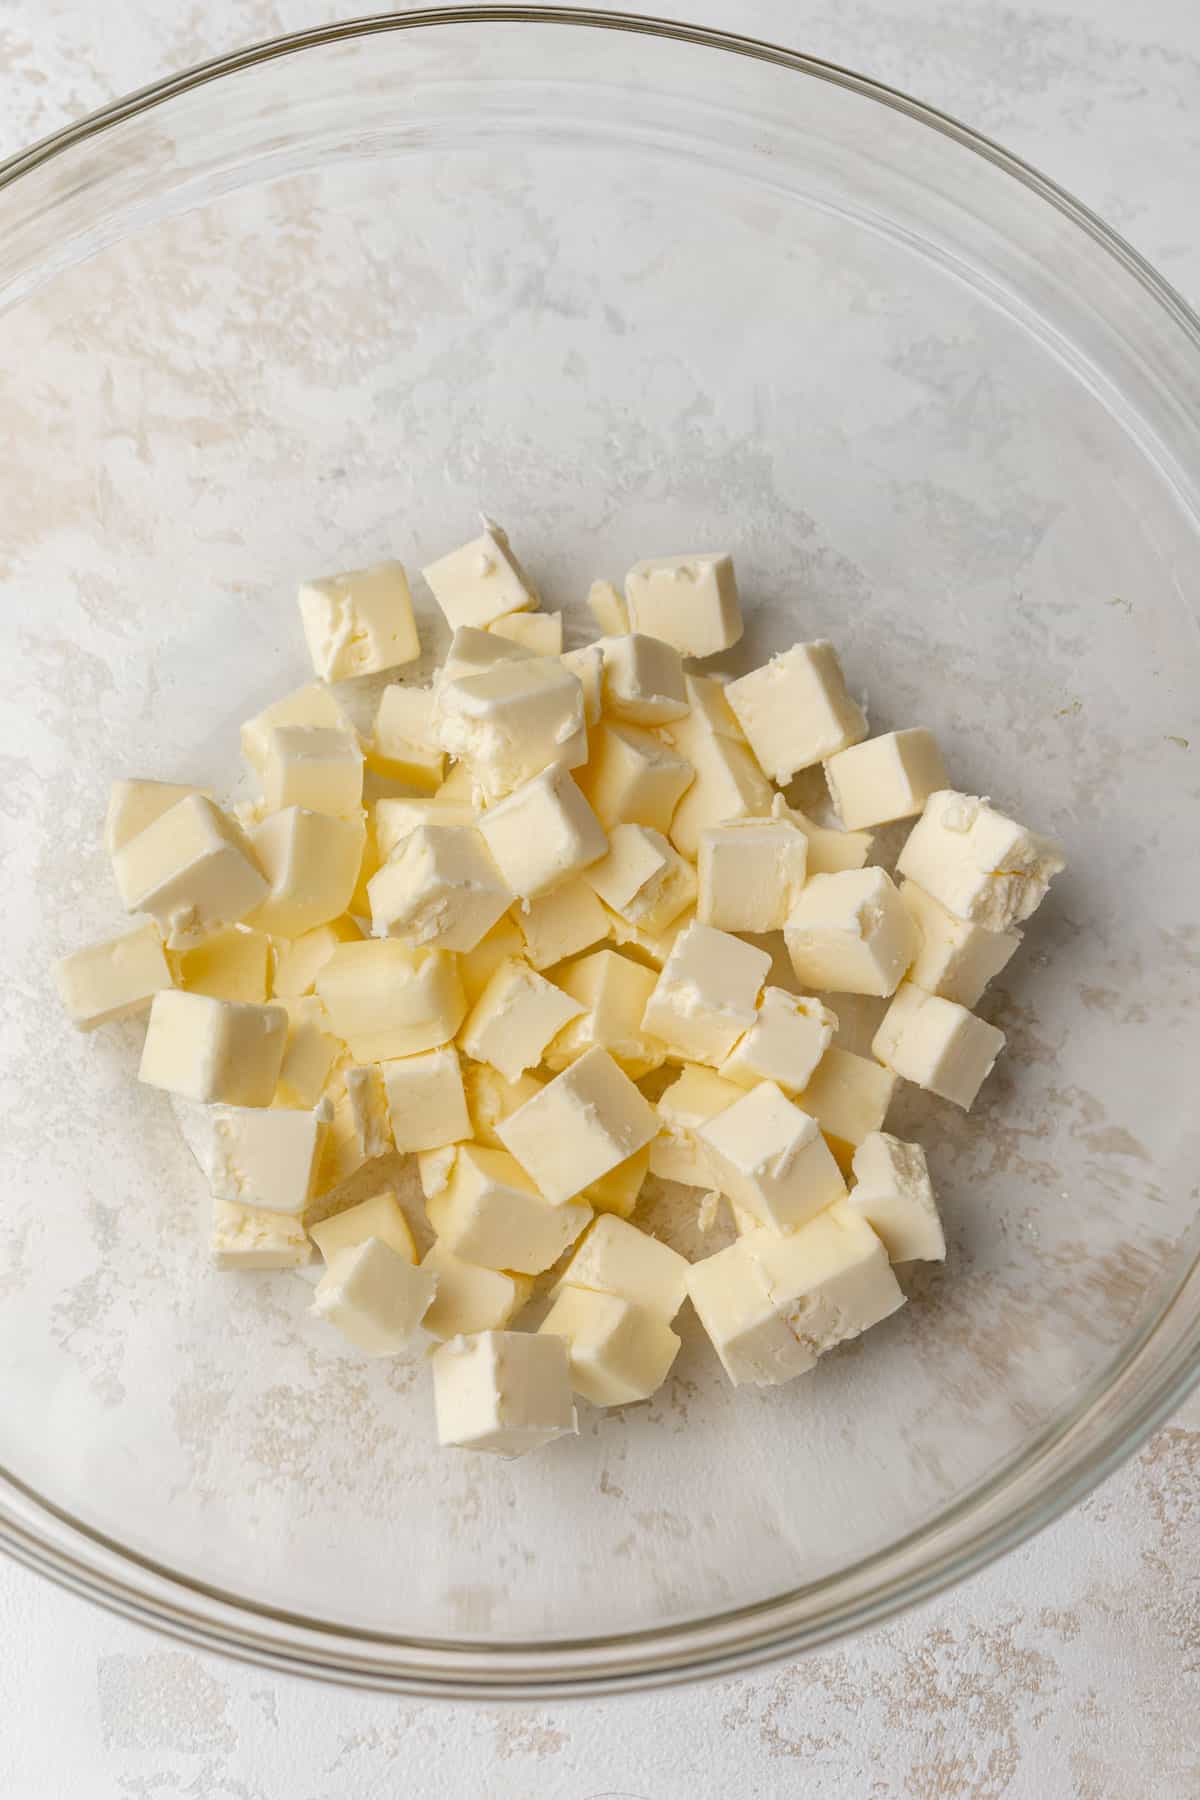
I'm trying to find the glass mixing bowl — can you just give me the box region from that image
[1,9,1198,1698]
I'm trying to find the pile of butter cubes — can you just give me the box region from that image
[55,524,1065,1458]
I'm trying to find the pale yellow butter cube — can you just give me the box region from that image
[598,902,694,972]
[432,1330,577,1457]
[458,915,526,1008]
[664,716,772,861]
[105,779,207,854]
[539,1287,680,1406]
[56,923,171,1030]
[259,726,363,819]
[577,721,693,835]
[316,940,465,1061]
[642,921,770,1067]
[250,807,364,938]
[420,1245,532,1340]
[436,624,533,693]
[624,553,742,658]
[459,957,585,1083]
[275,995,344,1107]
[514,877,609,970]
[585,823,696,935]
[374,796,476,863]
[463,1062,544,1148]
[725,640,867,782]
[271,915,362,998]
[697,1081,846,1232]
[173,925,271,1003]
[497,1046,658,1204]
[896,790,1065,931]
[381,1043,471,1152]
[848,1132,944,1263]
[554,1214,689,1320]
[476,765,607,899]
[582,1144,651,1219]
[312,1238,435,1356]
[112,794,268,944]
[297,560,420,680]
[489,609,563,655]
[367,684,445,787]
[427,1145,592,1274]
[650,1063,742,1187]
[770,794,873,876]
[587,578,630,636]
[367,823,510,952]
[212,1198,311,1271]
[422,523,537,629]
[208,1103,326,1215]
[310,1189,416,1265]
[745,1204,904,1359]
[544,948,666,1079]
[697,817,808,934]
[720,987,837,1094]
[435,657,586,800]
[872,981,1005,1110]
[825,728,948,830]
[784,867,918,997]
[795,1046,896,1147]
[900,879,1021,1008]
[688,1240,815,1386]
[139,990,287,1105]
[599,633,688,725]
[241,683,354,772]
[417,1143,459,1202]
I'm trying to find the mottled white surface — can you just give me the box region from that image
[1,1,1198,1794]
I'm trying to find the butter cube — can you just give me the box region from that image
[297,560,420,680]
[374,798,476,863]
[271,915,362,998]
[497,1046,659,1204]
[458,914,527,1005]
[585,823,696,937]
[725,641,867,782]
[599,902,694,972]
[422,523,537,629]
[554,1214,690,1320]
[427,1145,592,1274]
[544,949,666,1079]
[312,1238,435,1356]
[316,940,465,1061]
[872,981,1005,1110]
[665,721,772,862]
[748,1205,904,1363]
[250,807,364,938]
[208,1104,326,1215]
[896,790,1065,931]
[275,995,344,1107]
[577,721,694,835]
[139,990,287,1105]
[436,624,533,692]
[436,657,585,800]
[464,1062,544,1148]
[310,1189,416,1265]
[56,923,171,1029]
[173,925,271,1003]
[587,578,630,636]
[848,1133,944,1263]
[259,726,363,819]
[688,1241,815,1386]
[105,779,207,854]
[539,1287,680,1406]
[720,987,837,1093]
[772,795,873,875]
[825,728,948,830]
[697,817,808,934]
[624,553,742,657]
[241,683,354,772]
[112,794,268,943]
[476,764,608,899]
[582,1144,651,1219]
[432,1330,577,1457]
[367,684,445,787]
[367,824,510,952]
[650,1063,742,1187]
[561,643,606,725]
[784,867,917,997]
[900,879,1021,1008]
[421,1245,533,1340]
[382,1044,471,1152]
[796,1047,896,1147]
[211,1199,311,1271]
[489,610,563,656]
[311,1072,372,1197]
[514,878,609,970]
[698,1081,846,1232]
[681,673,746,741]
[345,1064,393,1158]
[642,921,770,1067]
[417,1143,459,1202]
[459,957,585,1082]
[600,633,689,725]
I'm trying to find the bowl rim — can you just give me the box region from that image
[2,3,1199,1697]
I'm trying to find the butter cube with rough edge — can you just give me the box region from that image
[271,916,362,999]
[249,807,363,938]
[825,728,948,831]
[381,1044,471,1153]
[241,683,355,774]
[650,1063,742,1187]
[310,1190,417,1266]
[624,553,742,658]
[746,1204,904,1359]
[105,779,208,855]
[725,641,867,783]
[312,1238,436,1356]
[435,656,586,801]
[698,816,808,934]
[688,1241,816,1387]
[539,1287,680,1406]
[896,790,1065,931]
[275,995,344,1108]
[795,1046,896,1147]
[544,948,667,1080]
[463,1063,544,1148]
[417,1143,459,1202]
[297,560,420,681]
[476,765,608,900]
[207,1104,327,1215]
[138,991,287,1106]
[585,823,697,936]
[426,1145,592,1275]
[259,726,364,820]
[458,958,586,1083]
[720,988,837,1094]
[784,867,918,998]
[497,1046,658,1205]
[642,921,770,1068]
[420,1245,533,1341]
[316,940,465,1062]
[553,1214,689,1321]
[436,625,533,698]
[872,981,1005,1110]
[112,794,268,944]
[432,1330,577,1458]
[56,924,171,1030]
[367,823,510,953]
[374,797,476,863]
[561,643,606,726]
[899,879,1021,1008]
[599,633,689,726]
[697,1081,846,1232]
[848,1133,945,1263]
[576,721,694,835]
[211,1199,312,1271]
[514,878,609,971]
[422,523,537,630]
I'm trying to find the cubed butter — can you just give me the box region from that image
[514,877,609,970]
[539,1287,680,1406]
[208,1103,326,1214]
[720,987,837,1093]
[436,624,533,694]
[848,1132,944,1262]
[697,817,808,934]
[544,949,667,1079]
[211,1198,311,1270]
[374,797,476,863]
[688,1239,813,1386]
[554,1214,689,1320]
[664,716,772,862]
[459,956,585,1082]
[367,823,510,952]
[421,1244,533,1340]
[585,823,696,936]
[561,643,606,726]
[105,779,207,854]
[697,1081,846,1232]
[795,1046,896,1147]
[497,1046,659,1204]
[310,1189,417,1265]
[241,682,354,773]
[56,923,171,1029]
[427,1144,592,1274]
[174,925,271,1003]
[642,921,770,1067]
[577,721,694,835]
[784,867,917,997]
[316,940,465,1061]
[650,1063,742,1187]
[250,807,364,937]
[872,981,1006,1110]
[259,726,363,820]
[138,990,287,1105]
[476,764,608,899]
[458,914,527,1005]
[112,794,268,944]
[312,1238,436,1356]
[624,553,742,658]
[382,1044,471,1152]
[271,916,362,998]
[417,1143,459,1202]
[367,684,445,787]
[772,794,873,876]
[896,790,1066,931]
[432,1330,577,1457]
[297,560,420,680]
[825,728,947,830]
[900,879,1021,1008]
[275,995,344,1108]
[725,641,867,782]
[463,1062,544,1148]
[600,633,689,725]
[582,1144,651,1219]
[436,657,585,801]
[422,523,537,629]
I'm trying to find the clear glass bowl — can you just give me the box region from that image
[1,10,1198,1698]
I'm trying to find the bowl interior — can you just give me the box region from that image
[1,16,1198,1664]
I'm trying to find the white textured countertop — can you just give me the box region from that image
[3,3,1198,1794]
